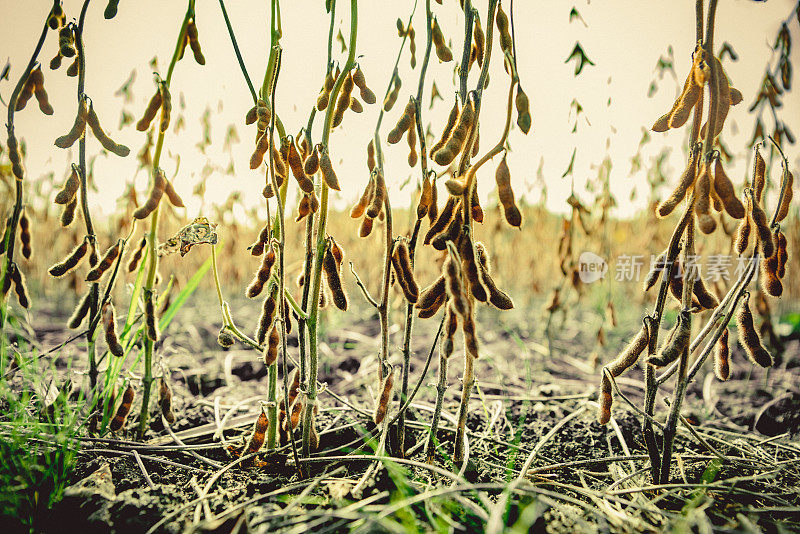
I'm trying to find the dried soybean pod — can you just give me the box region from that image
[1,265,11,300]
[431,98,459,157]
[159,376,175,424]
[748,190,774,259]
[428,176,439,224]
[407,122,418,167]
[388,98,416,144]
[515,86,531,134]
[58,25,76,57]
[495,3,513,55]
[287,139,314,194]
[753,149,766,202]
[462,312,479,359]
[250,132,269,170]
[55,96,89,149]
[713,157,745,219]
[323,243,348,311]
[417,174,433,219]
[433,97,475,166]
[599,320,649,424]
[10,265,30,309]
[459,234,486,302]
[31,66,53,115]
[391,239,419,303]
[102,303,124,357]
[374,366,395,424]
[659,151,699,218]
[49,3,65,28]
[760,249,783,297]
[475,242,513,309]
[445,177,466,196]
[366,139,376,171]
[776,231,788,279]
[735,196,752,255]
[496,155,522,227]
[643,249,669,292]
[351,179,374,219]
[50,52,63,71]
[263,326,280,366]
[68,292,91,328]
[245,105,258,125]
[383,75,401,112]
[244,409,269,455]
[332,71,354,128]
[55,165,80,205]
[652,74,692,132]
[430,209,463,251]
[444,241,468,318]
[14,74,34,111]
[61,197,78,227]
[711,57,731,137]
[352,66,376,104]
[647,313,690,367]
[776,167,794,222]
[247,245,276,299]
[66,57,79,77]
[186,19,205,65]
[163,180,184,208]
[87,104,130,157]
[255,289,278,344]
[359,216,374,238]
[736,299,773,367]
[158,81,172,134]
[669,77,702,130]
[473,15,485,66]
[86,241,121,282]
[319,147,341,191]
[49,238,88,277]
[695,163,717,234]
[441,304,459,358]
[431,17,452,62]
[136,89,162,131]
[366,170,386,219]
[714,328,730,381]
[18,210,31,260]
[424,196,457,244]
[417,275,446,311]
[304,146,320,175]
[317,70,334,111]
[133,169,167,220]
[104,0,121,19]
[692,275,719,309]
[110,385,135,432]
[127,236,146,272]
[7,133,25,181]
[144,291,159,342]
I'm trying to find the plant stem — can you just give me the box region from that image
[397,0,433,458]
[137,0,194,439]
[426,350,448,463]
[453,0,498,465]
[302,0,359,459]
[74,0,101,397]
[0,3,52,352]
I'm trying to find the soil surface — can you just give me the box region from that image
[10,295,800,533]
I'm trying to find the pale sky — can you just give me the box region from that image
[2,0,798,221]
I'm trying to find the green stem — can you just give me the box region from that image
[302,0,358,459]
[137,0,194,439]
[1,2,53,355]
[398,0,432,458]
[74,0,101,398]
